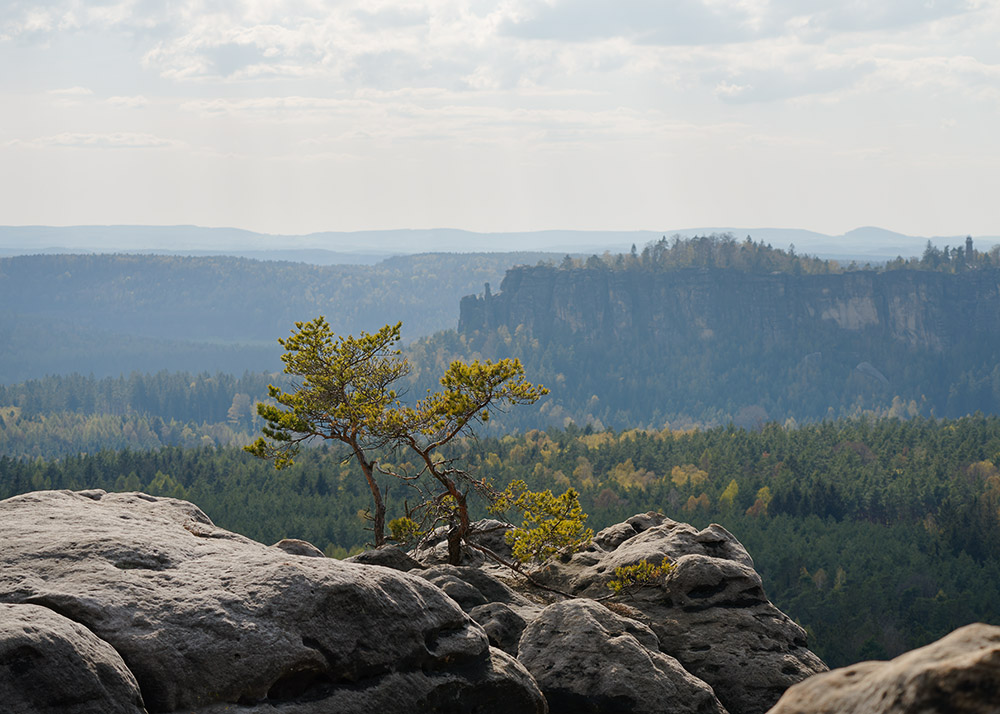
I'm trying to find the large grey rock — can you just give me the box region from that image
[0,603,145,714]
[272,538,325,558]
[469,602,527,656]
[645,554,825,714]
[533,513,826,714]
[540,513,755,598]
[517,598,728,714]
[767,623,1000,714]
[466,518,517,560]
[195,645,542,714]
[0,490,546,714]
[344,545,425,572]
[411,518,516,566]
[418,564,533,611]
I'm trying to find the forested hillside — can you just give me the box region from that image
[0,251,558,382]
[454,235,1000,429]
[0,372,276,458]
[3,416,999,669]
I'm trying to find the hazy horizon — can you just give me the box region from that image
[3,224,999,264]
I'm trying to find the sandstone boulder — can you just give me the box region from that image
[344,544,425,572]
[0,490,546,714]
[411,518,515,565]
[418,564,533,610]
[272,538,326,557]
[469,602,527,656]
[644,553,825,714]
[767,622,1000,714]
[533,513,826,714]
[517,598,728,714]
[0,602,145,714]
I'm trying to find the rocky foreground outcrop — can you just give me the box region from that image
[0,490,545,714]
[392,511,827,714]
[767,622,1000,714]
[4,490,994,714]
[527,512,829,714]
[0,602,145,714]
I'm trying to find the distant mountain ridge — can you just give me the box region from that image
[1,225,996,263]
[0,251,559,383]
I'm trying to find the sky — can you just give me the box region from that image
[1,0,998,237]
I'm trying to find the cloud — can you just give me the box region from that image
[23,132,179,149]
[107,95,150,108]
[711,58,874,104]
[179,95,376,119]
[790,0,975,36]
[47,86,93,96]
[501,0,758,45]
[499,0,978,47]
[353,5,430,31]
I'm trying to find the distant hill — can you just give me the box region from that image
[2,225,996,263]
[0,251,559,382]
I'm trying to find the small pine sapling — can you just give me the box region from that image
[491,479,593,565]
[607,557,675,597]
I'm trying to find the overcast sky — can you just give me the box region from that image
[1,0,998,236]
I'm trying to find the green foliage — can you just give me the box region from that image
[0,371,273,459]
[397,357,548,440]
[557,234,1000,276]
[718,479,739,509]
[388,516,422,544]
[614,234,840,274]
[246,317,548,554]
[246,319,408,469]
[492,479,593,564]
[607,557,675,596]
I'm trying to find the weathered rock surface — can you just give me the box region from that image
[469,602,527,656]
[0,602,145,714]
[418,564,533,610]
[272,538,326,558]
[550,512,755,597]
[412,518,516,565]
[344,544,425,572]
[517,598,728,714]
[0,490,546,714]
[646,553,825,714]
[767,622,1000,714]
[532,512,827,714]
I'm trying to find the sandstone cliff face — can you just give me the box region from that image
[459,266,1000,353]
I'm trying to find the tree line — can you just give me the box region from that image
[560,233,1000,274]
